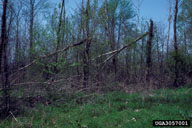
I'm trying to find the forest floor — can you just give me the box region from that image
[0,86,192,128]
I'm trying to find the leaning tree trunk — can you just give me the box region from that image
[146,19,154,81]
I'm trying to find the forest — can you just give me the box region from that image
[0,0,192,127]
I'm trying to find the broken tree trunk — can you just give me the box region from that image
[146,19,154,81]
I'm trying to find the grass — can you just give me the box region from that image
[0,87,192,128]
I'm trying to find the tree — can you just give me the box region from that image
[173,0,179,87]
[178,0,192,55]
[0,0,8,73]
[166,0,173,59]
[23,0,48,62]
[0,0,10,117]
[83,0,91,87]
[54,0,65,73]
[29,0,34,62]
[146,19,154,81]
[13,0,23,68]
[102,0,134,76]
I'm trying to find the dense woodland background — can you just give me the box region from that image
[0,0,192,118]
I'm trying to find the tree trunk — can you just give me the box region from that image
[146,19,154,81]
[83,0,91,88]
[0,0,8,73]
[173,0,179,87]
[0,0,10,117]
[15,17,20,68]
[166,0,172,59]
[111,17,117,75]
[29,0,34,62]
[14,2,22,69]
[54,0,65,73]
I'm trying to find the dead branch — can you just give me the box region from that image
[11,38,91,74]
[12,82,46,86]
[9,111,18,122]
[93,32,149,63]
[10,111,25,127]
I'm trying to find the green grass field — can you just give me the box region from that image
[0,87,192,128]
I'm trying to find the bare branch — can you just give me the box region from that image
[14,38,91,73]
[93,32,149,63]
[9,111,18,122]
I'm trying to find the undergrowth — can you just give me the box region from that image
[0,87,192,128]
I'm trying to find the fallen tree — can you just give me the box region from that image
[5,38,92,76]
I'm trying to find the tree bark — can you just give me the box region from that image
[0,0,8,73]
[173,0,179,87]
[15,16,20,68]
[14,1,23,69]
[146,19,154,81]
[83,0,91,88]
[111,16,117,75]
[0,0,10,117]
[166,0,172,59]
[54,0,65,73]
[29,0,34,62]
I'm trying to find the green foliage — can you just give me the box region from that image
[166,49,192,87]
[178,0,192,24]
[167,50,192,78]
[1,87,192,128]
[105,0,134,21]
[118,0,135,20]
[70,62,82,67]
[57,60,67,70]
[178,0,192,54]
